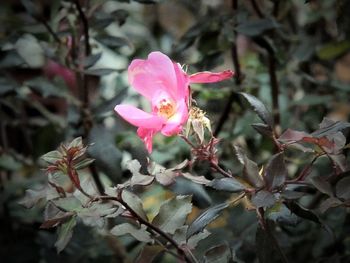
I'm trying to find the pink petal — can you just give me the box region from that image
[189,70,234,83]
[173,62,190,100]
[161,100,188,136]
[137,128,155,153]
[115,104,164,129]
[128,51,178,101]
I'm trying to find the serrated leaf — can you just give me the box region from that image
[264,152,287,189]
[173,226,210,249]
[208,178,245,193]
[251,123,273,137]
[335,177,350,200]
[18,188,47,208]
[152,195,192,234]
[111,223,152,242]
[311,120,350,138]
[130,174,154,186]
[122,190,148,221]
[74,158,95,170]
[187,202,228,239]
[55,216,76,253]
[311,176,333,197]
[239,92,273,127]
[182,172,210,185]
[41,150,62,164]
[68,137,83,148]
[53,196,82,211]
[252,190,276,208]
[148,161,177,186]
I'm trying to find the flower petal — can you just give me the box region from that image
[115,104,164,129]
[173,62,190,100]
[189,70,234,83]
[128,51,178,101]
[161,100,188,136]
[137,128,155,153]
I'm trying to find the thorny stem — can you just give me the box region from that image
[286,155,321,183]
[95,194,196,263]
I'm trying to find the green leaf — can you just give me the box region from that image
[252,190,276,208]
[122,190,148,221]
[83,53,102,68]
[267,203,300,226]
[239,92,273,128]
[187,202,228,239]
[148,161,176,186]
[110,223,152,243]
[203,244,231,263]
[317,40,350,60]
[236,18,279,37]
[173,226,210,249]
[99,35,132,48]
[319,197,343,213]
[55,216,77,253]
[41,150,62,164]
[84,68,118,76]
[208,178,245,193]
[251,123,273,137]
[182,172,211,185]
[335,177,350,200]
[311,176,333,197]
[152,195,192,234]
[127,160,154,186]
[0,153,22,171]
[18,188,47,209]
[15,34,44,68]
[264,152,287,189]
[53,196,82,211]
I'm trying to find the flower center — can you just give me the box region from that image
[157,99,176,119]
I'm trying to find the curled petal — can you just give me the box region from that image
[115,104,164,130]
[137,128,155,153]
[189,70,234,84]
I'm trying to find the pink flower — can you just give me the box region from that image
[115,51,233,153]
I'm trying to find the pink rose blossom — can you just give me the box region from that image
[115,51,233,153]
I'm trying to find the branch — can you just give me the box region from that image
[73,0,91,56]
[96,195,196,263]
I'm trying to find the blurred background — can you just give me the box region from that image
[0,0,350,262]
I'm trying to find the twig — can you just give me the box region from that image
[210,162,233,178]
[39,18,62,44]
[96,194,196,263]
[73,0,91,55]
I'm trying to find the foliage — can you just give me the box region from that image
[1,0,350,262]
